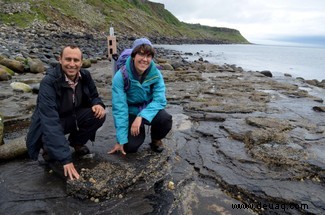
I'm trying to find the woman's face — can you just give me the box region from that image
[133,51,153,75]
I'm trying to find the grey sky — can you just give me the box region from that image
[150,0,325,44]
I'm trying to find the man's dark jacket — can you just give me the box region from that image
[26,64,105,164]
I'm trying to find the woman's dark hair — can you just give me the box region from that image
[131,44,155,58]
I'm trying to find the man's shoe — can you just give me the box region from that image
[73,145,90,156]
[149,139,164,153]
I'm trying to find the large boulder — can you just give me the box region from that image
[0,64,15,76]
[82,59,91,68]
[0,136,27,160]
[10,82,32,92]
[0,57,25,73]
[27,57,45,74]
[0,68,12,81]
[159,63,174,70]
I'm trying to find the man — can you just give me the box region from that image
[109,38,172,155]
[26,45,106,180]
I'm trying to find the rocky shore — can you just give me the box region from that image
[0,24,325,214]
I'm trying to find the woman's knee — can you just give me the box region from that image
[160,111,173,130]
[123,143,140,153]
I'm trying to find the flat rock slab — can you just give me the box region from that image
[67,147,172,200]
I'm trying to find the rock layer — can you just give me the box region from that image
[0,29,324,213]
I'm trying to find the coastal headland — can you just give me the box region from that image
[0,24,324,214]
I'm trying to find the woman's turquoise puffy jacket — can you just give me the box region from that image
[111,57,167,145]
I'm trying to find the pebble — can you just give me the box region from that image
[167,181,175,190]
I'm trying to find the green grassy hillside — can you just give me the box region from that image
[0,0,249,44]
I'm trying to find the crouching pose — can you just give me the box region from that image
[26,45,106,180]
[109,38,172,155]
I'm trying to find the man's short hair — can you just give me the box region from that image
[60,45,83,59]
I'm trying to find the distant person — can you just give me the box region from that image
[109,38,172,155]
[26,45,106,180]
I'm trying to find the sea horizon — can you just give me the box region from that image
[248,36,325,49]
[156,43,325,81]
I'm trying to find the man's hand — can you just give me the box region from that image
[108,143,126,155]
[131,116,142,136]
[92,104,106,119]
[63,162,80,180]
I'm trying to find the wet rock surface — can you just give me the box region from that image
[67,147,172,201]
[1,52,325,214]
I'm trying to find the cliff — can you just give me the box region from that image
[0,0,249,44]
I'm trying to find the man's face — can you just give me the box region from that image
[59,47,82,80]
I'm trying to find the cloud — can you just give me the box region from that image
[150,0,325,44]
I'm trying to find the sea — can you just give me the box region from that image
[155,44,325,81]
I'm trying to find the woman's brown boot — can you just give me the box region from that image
[149,139,164,153]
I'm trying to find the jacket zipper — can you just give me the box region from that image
[143,75,159,84]
[72,90,79,131]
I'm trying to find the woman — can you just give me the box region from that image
[109,38,172,155]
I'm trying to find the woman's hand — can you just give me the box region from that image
[108,143,126,155]
[131,116,142,136]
